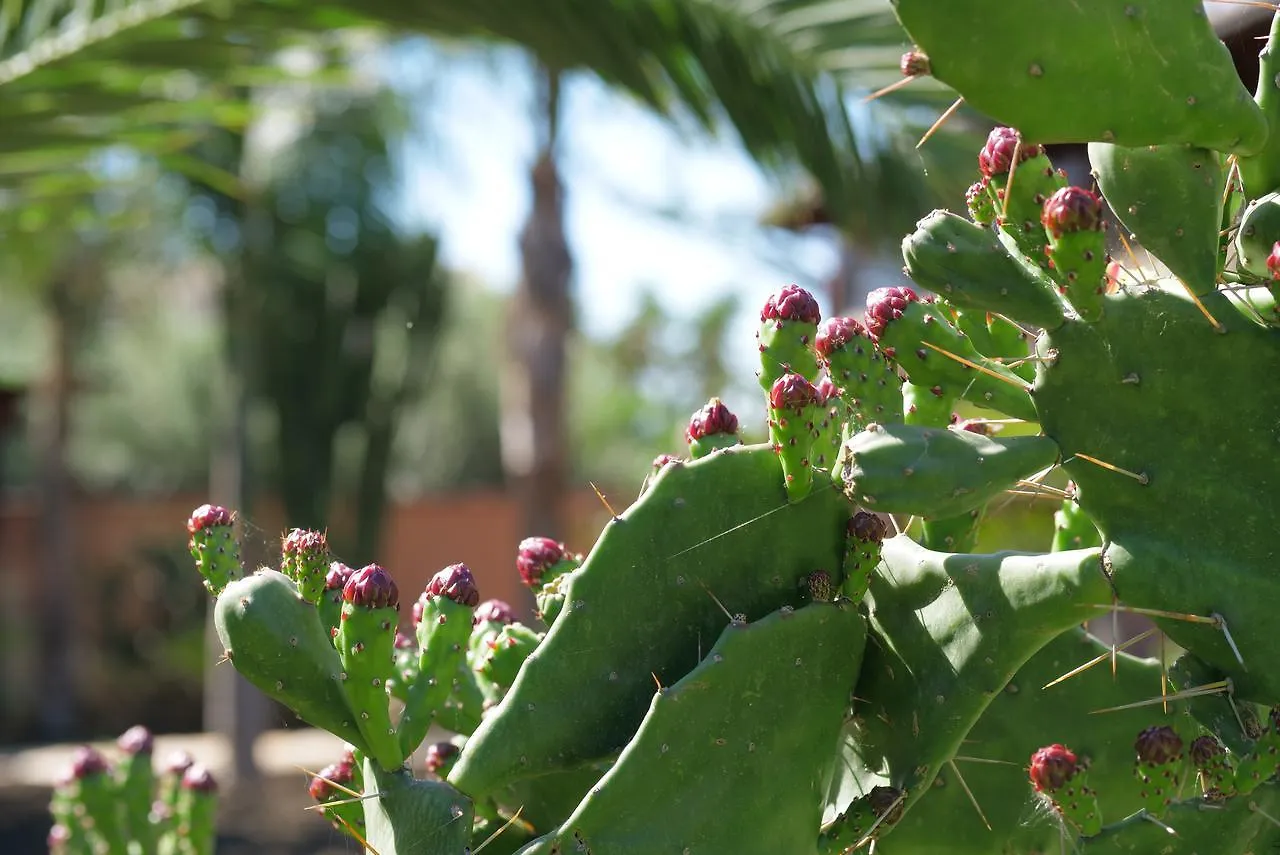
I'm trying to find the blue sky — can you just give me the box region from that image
[390,45,849,373]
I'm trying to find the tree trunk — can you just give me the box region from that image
[500,65,573,545]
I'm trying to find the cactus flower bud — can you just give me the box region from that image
[1267,242,1280,280]
[187,504,232,533]
[815,376,838,406]
[281,528,330,603]
[867,785,906,826]
[181,764,218,794]
[187,504,241,596]
[848,511,888,544]
[163,750,195,777]
[1134,725,1183,766]
[309,761,354,801]
[425,742,462,778]
[899,50,929,78]
[685,398,739,443]
[1041,186,1103,238]
[343,564,400,610]
[474,599,517,626]
[117,724,154,756]
[425,563,480,608]
[769,373,820,411]
[863,287,919,343]
[965,178,996,226]
[326,561,355,593]
[978,127,1042,178]
[1190,734,1225,768]
[760,284,821,324]
[815,316,869,359]
[517,538,569,589]
[70,745,110,779]
[1028,744,1079,793]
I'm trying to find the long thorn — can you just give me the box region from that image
[1140,812,1179,836]
[1070,452,1149,485]
[700,581,737,624]
[919,341,1031,391]
[1042,628,1158,689]
[952,755,1021,766]
[917,97,964,149]
[852,789,909,852]
[948,759,992,831]
[1090,603,1218,625]
[295,765,363,800]
[590,481,620,520]
[1175,278,1225,332]
[1250,801,1280,828]
[1214,612,1248,670]
[1160,632,1168,714]
[335,812,380,855]
[1090,679,1232,714]
[474,807,526,854]
[1116,231,1146,277]
[863,75,917,103]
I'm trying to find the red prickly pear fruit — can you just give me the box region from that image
[760,284,821,324]
[282,528,331,604]
[842,511,888,602]
[1029,744,1079,793]
[320,562,356,636]
[1267,242,1280,280]
[815,376,838,406]
[425,563,480,608]
[899,49,929,78]
[1134,725,1183,766]
[978,127,1042,178]
[1041,186,1104,239]
[180,764,218,794]
[863,287,919,343]
[815,316,869,360]
[424,742,462,779]
[70,745,110,779]
[769,373,820,411]
[117,725,153,755]
[685,398,741,458]
[327,561,356,592]
[343,564,400,610]
[187,503,241,596]
[474,599,517,626]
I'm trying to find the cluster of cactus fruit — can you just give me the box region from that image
[166,4,1280,853]
[47,725,218,855]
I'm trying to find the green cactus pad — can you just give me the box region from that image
[856,628,1165,854]
[1034,283,1280,704]
[843,536,1112,822]
[872,298,1036,421]
[213,570,368,753]
[1235,191,1280,278]
[398,598,475,759]
[476,623,541,690]
[1239,12,1280,198]
[1052,495,1102,552]
[1080,783,1280,854]
[835,421,1060,519]
[335,601,404,772]
[1088,143,1225,294]
[448,443,853,800]
[902,209,1067,332]
[901,381,954,428]
[515,602,867,855]
[986,147,1067,273]
[361,758,474,855]
[891,0,1266,153]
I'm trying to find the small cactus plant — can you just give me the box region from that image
[47,726,218,855]
[180,8,1280,853]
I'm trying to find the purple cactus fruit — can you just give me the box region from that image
[685,398,740,443]
[806,570,833,602]
[848,511,888,544]
[899,50,929,78]
[117,725,154,756]
[69,745,110,779]
[1134,725,1183,766]
[760,284,821,324]
[163,750,195,777]
[1267,242,1280,281]
[308,761,354,802]
[474,599,517,626]
[769,373,820,412]
[424,742,462,778]
[1190,734,1226,769]
[1041,186,1103,238]
[343,564,400,610]
[186,504,232,534]
[1029,744,1079,793]
[978,127,1042,178]
[181,763,218,794]
[814,316,869,358]
[326,562,355,593]
[517,537,567,588]
[425,563,480,608]
[863,287,919,343]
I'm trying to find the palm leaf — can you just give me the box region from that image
[0,0,978,244]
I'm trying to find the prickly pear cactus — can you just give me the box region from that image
[182,9,1280,853]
